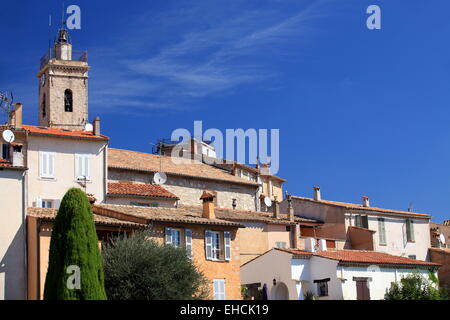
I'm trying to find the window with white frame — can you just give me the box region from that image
[213,279,226,300]
[165,227,193,258]
[205,230,231,261]
[42,200,54,208]
[378,218,386,244]
[39,151,55,178]
[406,219,415,242]
[75,154,90,181]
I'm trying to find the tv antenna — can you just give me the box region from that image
[0,91,14,124]
[150,141,167,185]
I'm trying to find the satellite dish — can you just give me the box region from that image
[84,123,93,131]
[2,130,15,143]
[264,196,272,208]
[153,172,167,185]
[439,233,446,244]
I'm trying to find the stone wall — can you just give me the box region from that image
[109,168,257,211]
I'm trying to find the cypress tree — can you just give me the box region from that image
[43,188,107,300]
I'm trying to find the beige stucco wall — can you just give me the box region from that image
[238,222,293,265]
[345,213,431,261]
[109,168,257,211]
[267,224,291,249]
[27,136,107,208]
[0,169,26,300]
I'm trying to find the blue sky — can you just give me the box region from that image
[1,1,450,222]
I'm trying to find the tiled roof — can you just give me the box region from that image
[314,250,440,267]
[107,182,178,199]
[27,207,146,228]
[291,196,430,218]
[93,204,244,228]
[108,148,258,186]
[0,159,12,167]
[21,125,109,141]
[0,158,26,170]
[213,207,321,226]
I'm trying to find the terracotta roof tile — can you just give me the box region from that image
[291,196,430,218]
[108,148,258,186]
[27,207,145,228]
[107,182,178,199]
[21,125,109,141]
[93,204,244,228]
[213,207,320,225]
[314,250,440,267]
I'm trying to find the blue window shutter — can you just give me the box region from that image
[185,229,193,259]
[205,230,212,260]
[165,227,172,245]
[224,231,231,261]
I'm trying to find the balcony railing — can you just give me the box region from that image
[39,48,88,69]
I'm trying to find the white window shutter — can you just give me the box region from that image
[205,230,212,260]
[48,153,54,177]
[221,279,226,300]
[75,154,81,179]
[213,280,219,300]
[85,155,90,179]
[36,197,42,208]
[185,229,193,259]
[224,231,231,261]
[165,227,172,245]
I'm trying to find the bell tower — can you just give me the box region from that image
[37,26,89,130]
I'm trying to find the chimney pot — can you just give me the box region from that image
[362,196,370,207]
[272,200,280,219]
[313,186,321,201]
[93,116,101,136]
[200,190,216,219]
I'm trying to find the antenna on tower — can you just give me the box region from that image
[0,91,14,125]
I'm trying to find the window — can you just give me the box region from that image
[165,227,193,258]
[213,279,226,300]
[211,231,221,260]
[276,241,287,248]
[205,230,230,261]
[42,94,46,117]
[64,89,73,112]
[2,144,10,161]
[165,227,182,248]
[39,151,55,178]
[408,255,417,260]
[406,219,415,242]
[314,278,330,297]
[42,200,54,208]
[378,218,386,244]
[130,202,159,207]
[355,215,369,229]
[75,154,90,180]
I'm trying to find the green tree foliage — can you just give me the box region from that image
[102,231,210,300]
[385,271,448,300]
[43,188,107,300]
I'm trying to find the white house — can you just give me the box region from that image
[241,240,440,300]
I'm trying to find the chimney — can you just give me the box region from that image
[272,199,280,219]
[313,186,321,201]
[287,194,294,222]
[444,220,450,226]
[12,103,23,129]
[93,117,101,136]
[362,196,370,207]
[200,190,216,219]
